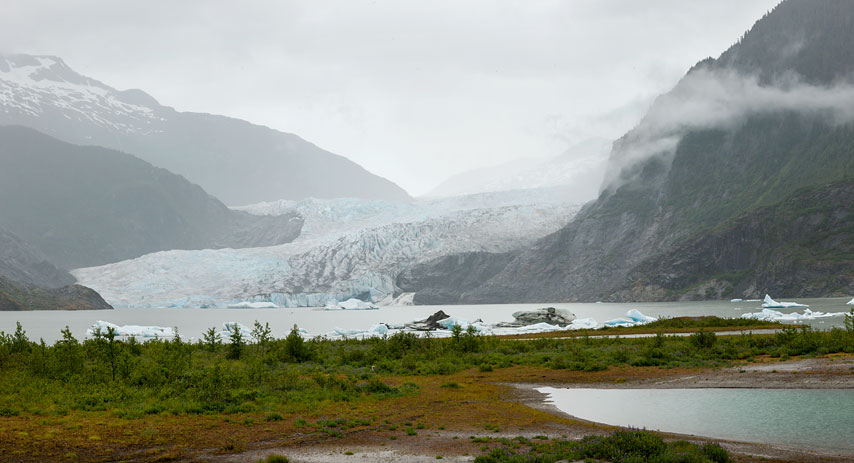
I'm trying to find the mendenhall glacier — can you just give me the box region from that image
[72,187,581,308]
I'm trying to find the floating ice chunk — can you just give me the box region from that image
[603,318,635,327]
[333,327,365,337]
[512,307,575,325]
[223,322,252,336]
[604,309,656,328]
[569,318,598,330]
[626,309,657,323]
[847,297,854,305]
[741,308,846,321]
[227,301,278,308]
[323,298,379,310]
[87,321,174,338]
[511,322,566,333]
[730,298,743,303]
[369,324,389,335]
[762,294,808,309]
[436,316,471,329]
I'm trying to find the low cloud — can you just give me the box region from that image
[603,67,854,191]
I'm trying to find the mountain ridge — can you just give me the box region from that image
[399,0,854,304]
[0,53,410,205]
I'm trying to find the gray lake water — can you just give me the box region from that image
[538,387,854,454]
[1,297,850,343]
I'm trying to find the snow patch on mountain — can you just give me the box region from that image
[73,190,581,308]
[0,54,163,134]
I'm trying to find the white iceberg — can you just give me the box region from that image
[227,301,278,308]
[604,310,657,328]
[436,315,472,329]
[847,297,854,305]
[569,318,599,330]
[761,294,809,309]
[222,322,252,336]
[730,298,743,303]
[332,323,390,338]
[741,308,846,322]
[87,321,174,338]
[323,298,380,310]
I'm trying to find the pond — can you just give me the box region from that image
[538,387,854,454]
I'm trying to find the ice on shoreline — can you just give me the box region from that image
[741,308,846,322]
[87,321,174,338]
[762,294,809,309]
[603,309,657,328]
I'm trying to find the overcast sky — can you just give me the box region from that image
[2,0,780,196]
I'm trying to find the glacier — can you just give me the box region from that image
[72,189,581,308]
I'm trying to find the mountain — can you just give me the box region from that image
[0,275,112,311]
[426,138,610,200]
[0,227,112,311]
[0,226,74,288]
[398,0,854,304]
[72,188,581,308]
[0,54,410,205]
[0,126,304,269]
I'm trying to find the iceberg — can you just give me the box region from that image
[569,318,599,330]
[223,322,252,336]
[761,294,808,309]
[332,323,390,338]
[227,301,278,308]
[847,297,854,305]
[730,298,743,303]
[436,315,472,329]
[323,298,379,310]
[604,310,657,328]
[511,307,575,325]
[741,308,846,322]
[87,321,174,338]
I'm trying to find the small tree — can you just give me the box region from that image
[104,326,119,381]
[57,326,81,377]
[284,325,309,362]
[12,322,30,354]
[845,308,854,333]
[252,321,273,355]
[202,327,222,352]
[227,326,245,360]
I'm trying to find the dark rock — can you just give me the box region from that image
[405,310,451,331]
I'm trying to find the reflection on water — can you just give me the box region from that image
[539,387,854,453]
[0,297,849,344]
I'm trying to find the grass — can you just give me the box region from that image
[0,321,850,461]
[472,429,731,463]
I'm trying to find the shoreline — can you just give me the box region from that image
[212,356,854,463]
[512,355,854,462]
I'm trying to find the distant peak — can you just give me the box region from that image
[0,52,108,89]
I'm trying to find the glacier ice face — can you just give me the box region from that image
[73,190,581,308]
[228,301,279,308]
[324,298,379,310]
[761,294,809,309]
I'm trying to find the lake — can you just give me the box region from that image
[1,297,850,343]
[538,387,854,454]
